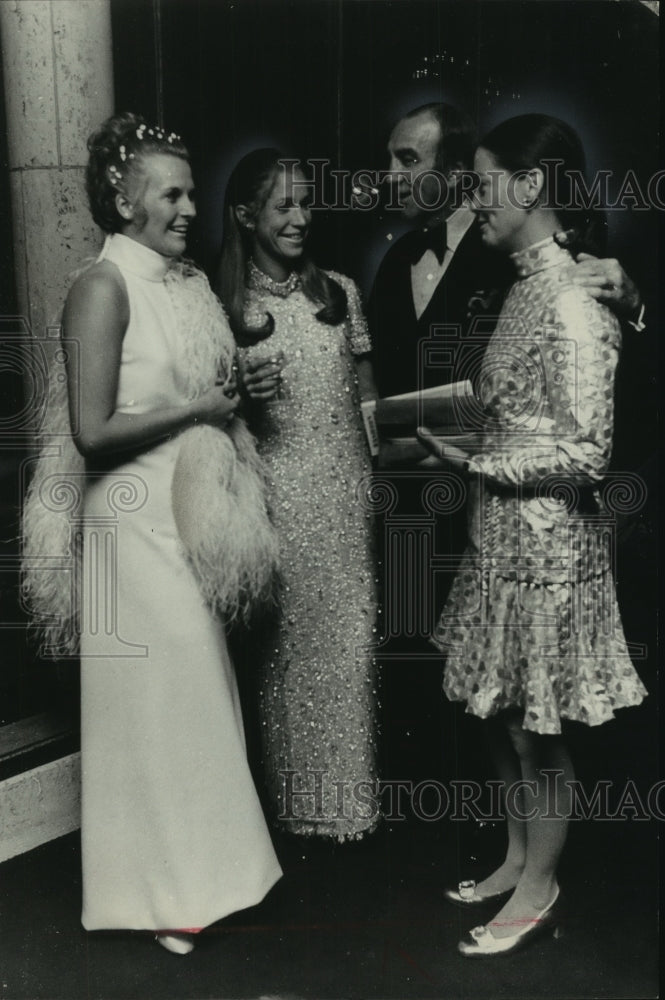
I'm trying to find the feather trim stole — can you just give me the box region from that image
[21,255,279,657]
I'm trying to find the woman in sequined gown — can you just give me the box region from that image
[217,149,378,841]
[419,116,646,956]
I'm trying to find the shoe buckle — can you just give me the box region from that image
[459,880,476,900]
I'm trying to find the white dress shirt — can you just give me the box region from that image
[411,202,475,319]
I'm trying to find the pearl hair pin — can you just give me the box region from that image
[135,122,181,144]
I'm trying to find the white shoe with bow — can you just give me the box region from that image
[458,887,562,957]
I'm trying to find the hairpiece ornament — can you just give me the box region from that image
[109,164,123,185]
[119,144,127,162]
[134,122,181,144]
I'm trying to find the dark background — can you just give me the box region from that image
[111,0,659,292]
[0,1,659,778]
[112,0,660,472]
[105,0,660,800]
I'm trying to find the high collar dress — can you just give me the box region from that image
[431,237,647,734]
[80,234,281,930]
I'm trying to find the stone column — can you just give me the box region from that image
[1,0,114,344]
[0,3,114,860]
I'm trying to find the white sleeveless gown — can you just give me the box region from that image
[80,234,281,931]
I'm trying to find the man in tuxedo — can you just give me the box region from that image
[366,104,496,790]
[368,102,643,398]
[368,102,507,397]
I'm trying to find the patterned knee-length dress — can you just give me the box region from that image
[432,237,647,734]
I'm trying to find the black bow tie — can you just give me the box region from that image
[405,221,448,265]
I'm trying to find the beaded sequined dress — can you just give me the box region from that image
[432,237,647,734]
[242,263,378,839]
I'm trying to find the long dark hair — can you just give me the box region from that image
[216,148,347,344]
[479,114,607,256]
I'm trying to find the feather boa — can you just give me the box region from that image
[21,368,85,657]
[21,245,279,657]
[171,420,279,622]
[164,258,280,622]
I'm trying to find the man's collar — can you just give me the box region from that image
[408,202,474,265]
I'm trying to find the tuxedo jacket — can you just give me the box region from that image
[367,220,513,398]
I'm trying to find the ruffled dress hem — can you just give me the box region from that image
[434,665,647,735]
[431,552,648,735]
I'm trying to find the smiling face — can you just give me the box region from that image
[387,110,445,221]
[472,146,532,253]
[247,166,311,280]
[120,153,196,258]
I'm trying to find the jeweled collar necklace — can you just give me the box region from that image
[247,259,300,297]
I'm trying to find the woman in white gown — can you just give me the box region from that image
[22,113,282,954]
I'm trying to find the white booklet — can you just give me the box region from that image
[361,380,481,460]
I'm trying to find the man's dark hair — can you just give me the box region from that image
[404,102,477,173]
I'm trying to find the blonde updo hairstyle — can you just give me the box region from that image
[85,111,189,233]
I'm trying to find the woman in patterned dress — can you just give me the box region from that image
[217,149,379,841]
[418,115,647,956]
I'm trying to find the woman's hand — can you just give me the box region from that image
[416,426,470,471]
[191,384,240,428]
[240,351,285,401]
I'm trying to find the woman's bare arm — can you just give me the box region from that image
[64,263,238,458]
